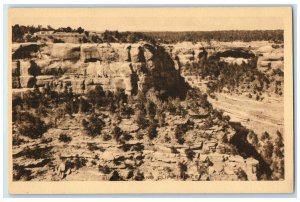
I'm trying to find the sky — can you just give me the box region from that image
[9,7,286,32]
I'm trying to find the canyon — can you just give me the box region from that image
[12,39,284,181]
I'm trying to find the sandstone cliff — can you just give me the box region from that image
[12,43,188,98]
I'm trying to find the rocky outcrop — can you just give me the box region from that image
[12,42,188,97]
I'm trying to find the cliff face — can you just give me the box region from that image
[12,42,265,181]
[12,43,188,97]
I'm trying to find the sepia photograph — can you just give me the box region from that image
[7,7,294,194]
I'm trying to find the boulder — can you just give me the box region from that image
[101,152,115,161]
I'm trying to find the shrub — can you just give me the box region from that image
[12,95,23,108]
[79,97,91,113]
[274,131,284,148]
[147,122,158,140]
[135,109,148,129]
[235,167,248,180]
[22,90,41,108]
[178,162,188,180]
[16,112,48,139]
[126,170,134,179]
[58,134,72,143]
[256,95,260,101]
[109,171,123,181]
[36,104,48,117]
[114,88,128,104]
[131,143,144,152]
[247,130,258,147]
[175,125,186,144]
[73,155,87,169]
[82,114,105,137]
[146,101,157,118]
[103,133,112,141]
[86,85,106,107]
[134,170,145,181]
[260,131,270,142]
[91,35,102,43]
[15,145,52,159]
[261,140,274,162]
[112,156,126,167]
[12,135,25,146]
[28,60,41,76]
[164,134,171,143]
[53,38,64,43]
[185,147,196,160]
[136,131,144,140]
[120,104,134,118]
[13,164,32,181]
[91,160,97,166]
[87,143,105,152]
[112,126,123,141]
[124,133,134,141]
[121,144,132,152]
[98,165,111,174]
[170,146,179,154]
